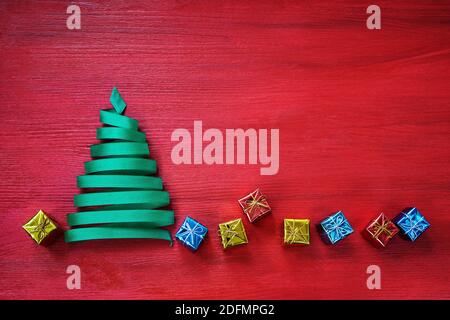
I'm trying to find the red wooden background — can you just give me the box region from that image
[0,0,449,300]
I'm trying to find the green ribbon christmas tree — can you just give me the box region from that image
[65,87,174,244]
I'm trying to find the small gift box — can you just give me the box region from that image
[284,219,310,245]
[175,216,208,251]
[23,209,59,245]
[393,207,430,241]
[363,213,399,248]
[319,211,353,244]
[238,188,271,222]
[218,218,248,249]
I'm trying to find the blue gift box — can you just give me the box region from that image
[319,211,354,244]
[175,216,208,251]
[393,207,430,241]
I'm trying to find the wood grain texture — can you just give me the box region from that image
[0,0,449,299]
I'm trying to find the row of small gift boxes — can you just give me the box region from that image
[175,188,431,250]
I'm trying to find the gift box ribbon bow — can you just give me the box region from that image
[244,192,269,214]
[371,220,395,238]
[323,213,351,237]
[180,221,206,243]
[285,222,307,243]
[402,214,428,237]
[286,227,301,242]
[405,217,425,232]
[31,216,52,241]
[221,224,245,245]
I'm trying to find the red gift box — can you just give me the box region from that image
[363,213,399,248]
[238,188,271,222]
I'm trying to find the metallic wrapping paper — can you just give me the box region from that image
[22,210,58,245]
[218,218,248,249]
[319,211,353,244]
[175,216,208,251]
[364,213,399,248]
[284,219,310,245]
[394,207,430,241]
[238,188,271,223]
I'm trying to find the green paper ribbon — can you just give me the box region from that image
[77,175,162,189]
[65,87,174,244]
[67,209,174,227]
[84,158,157,175]
[74,190,169,208]
[97,127,146,142]
[110,87,127,114]
[90,142,150,158]
[65,226,172,243]
[100,109,137,129]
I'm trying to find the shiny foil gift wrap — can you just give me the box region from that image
[218,218,248,249]
[238,188,271,223]
[284,219,310,245]
[363,213,399,248]
[23,210,59,245]
[393,207,430,241]
[175,216,208,251]
[319,211,353,244]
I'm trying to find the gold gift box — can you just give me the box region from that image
[284,219,310,245]
[218,218,248,249]
[23,210,58,245]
